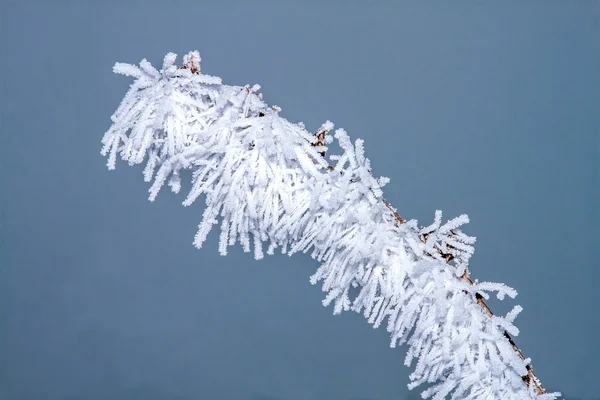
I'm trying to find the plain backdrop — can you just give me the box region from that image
[1,1,599,399]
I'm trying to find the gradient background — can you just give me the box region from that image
[1,1,598,400]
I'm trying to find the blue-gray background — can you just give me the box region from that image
[1,1,598,400]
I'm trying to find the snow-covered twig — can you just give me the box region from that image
[100,51,560,400]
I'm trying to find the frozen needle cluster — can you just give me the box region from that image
[101,51,559,400]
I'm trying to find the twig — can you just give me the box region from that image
[311,126,328,158]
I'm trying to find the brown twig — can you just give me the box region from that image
[314,130,546,396]
[311,126,328,158]
[180,61,200,75]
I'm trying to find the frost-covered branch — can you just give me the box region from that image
[100,51,560,400]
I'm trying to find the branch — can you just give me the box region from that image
[103,52,558,399]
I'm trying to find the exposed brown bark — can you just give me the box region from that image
[314,129,546,396]
[311,126,328,158]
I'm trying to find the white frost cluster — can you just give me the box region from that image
[101,52,560,400]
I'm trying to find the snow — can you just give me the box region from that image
[100,51,560,400]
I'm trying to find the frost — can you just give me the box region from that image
[100,51,560,400]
